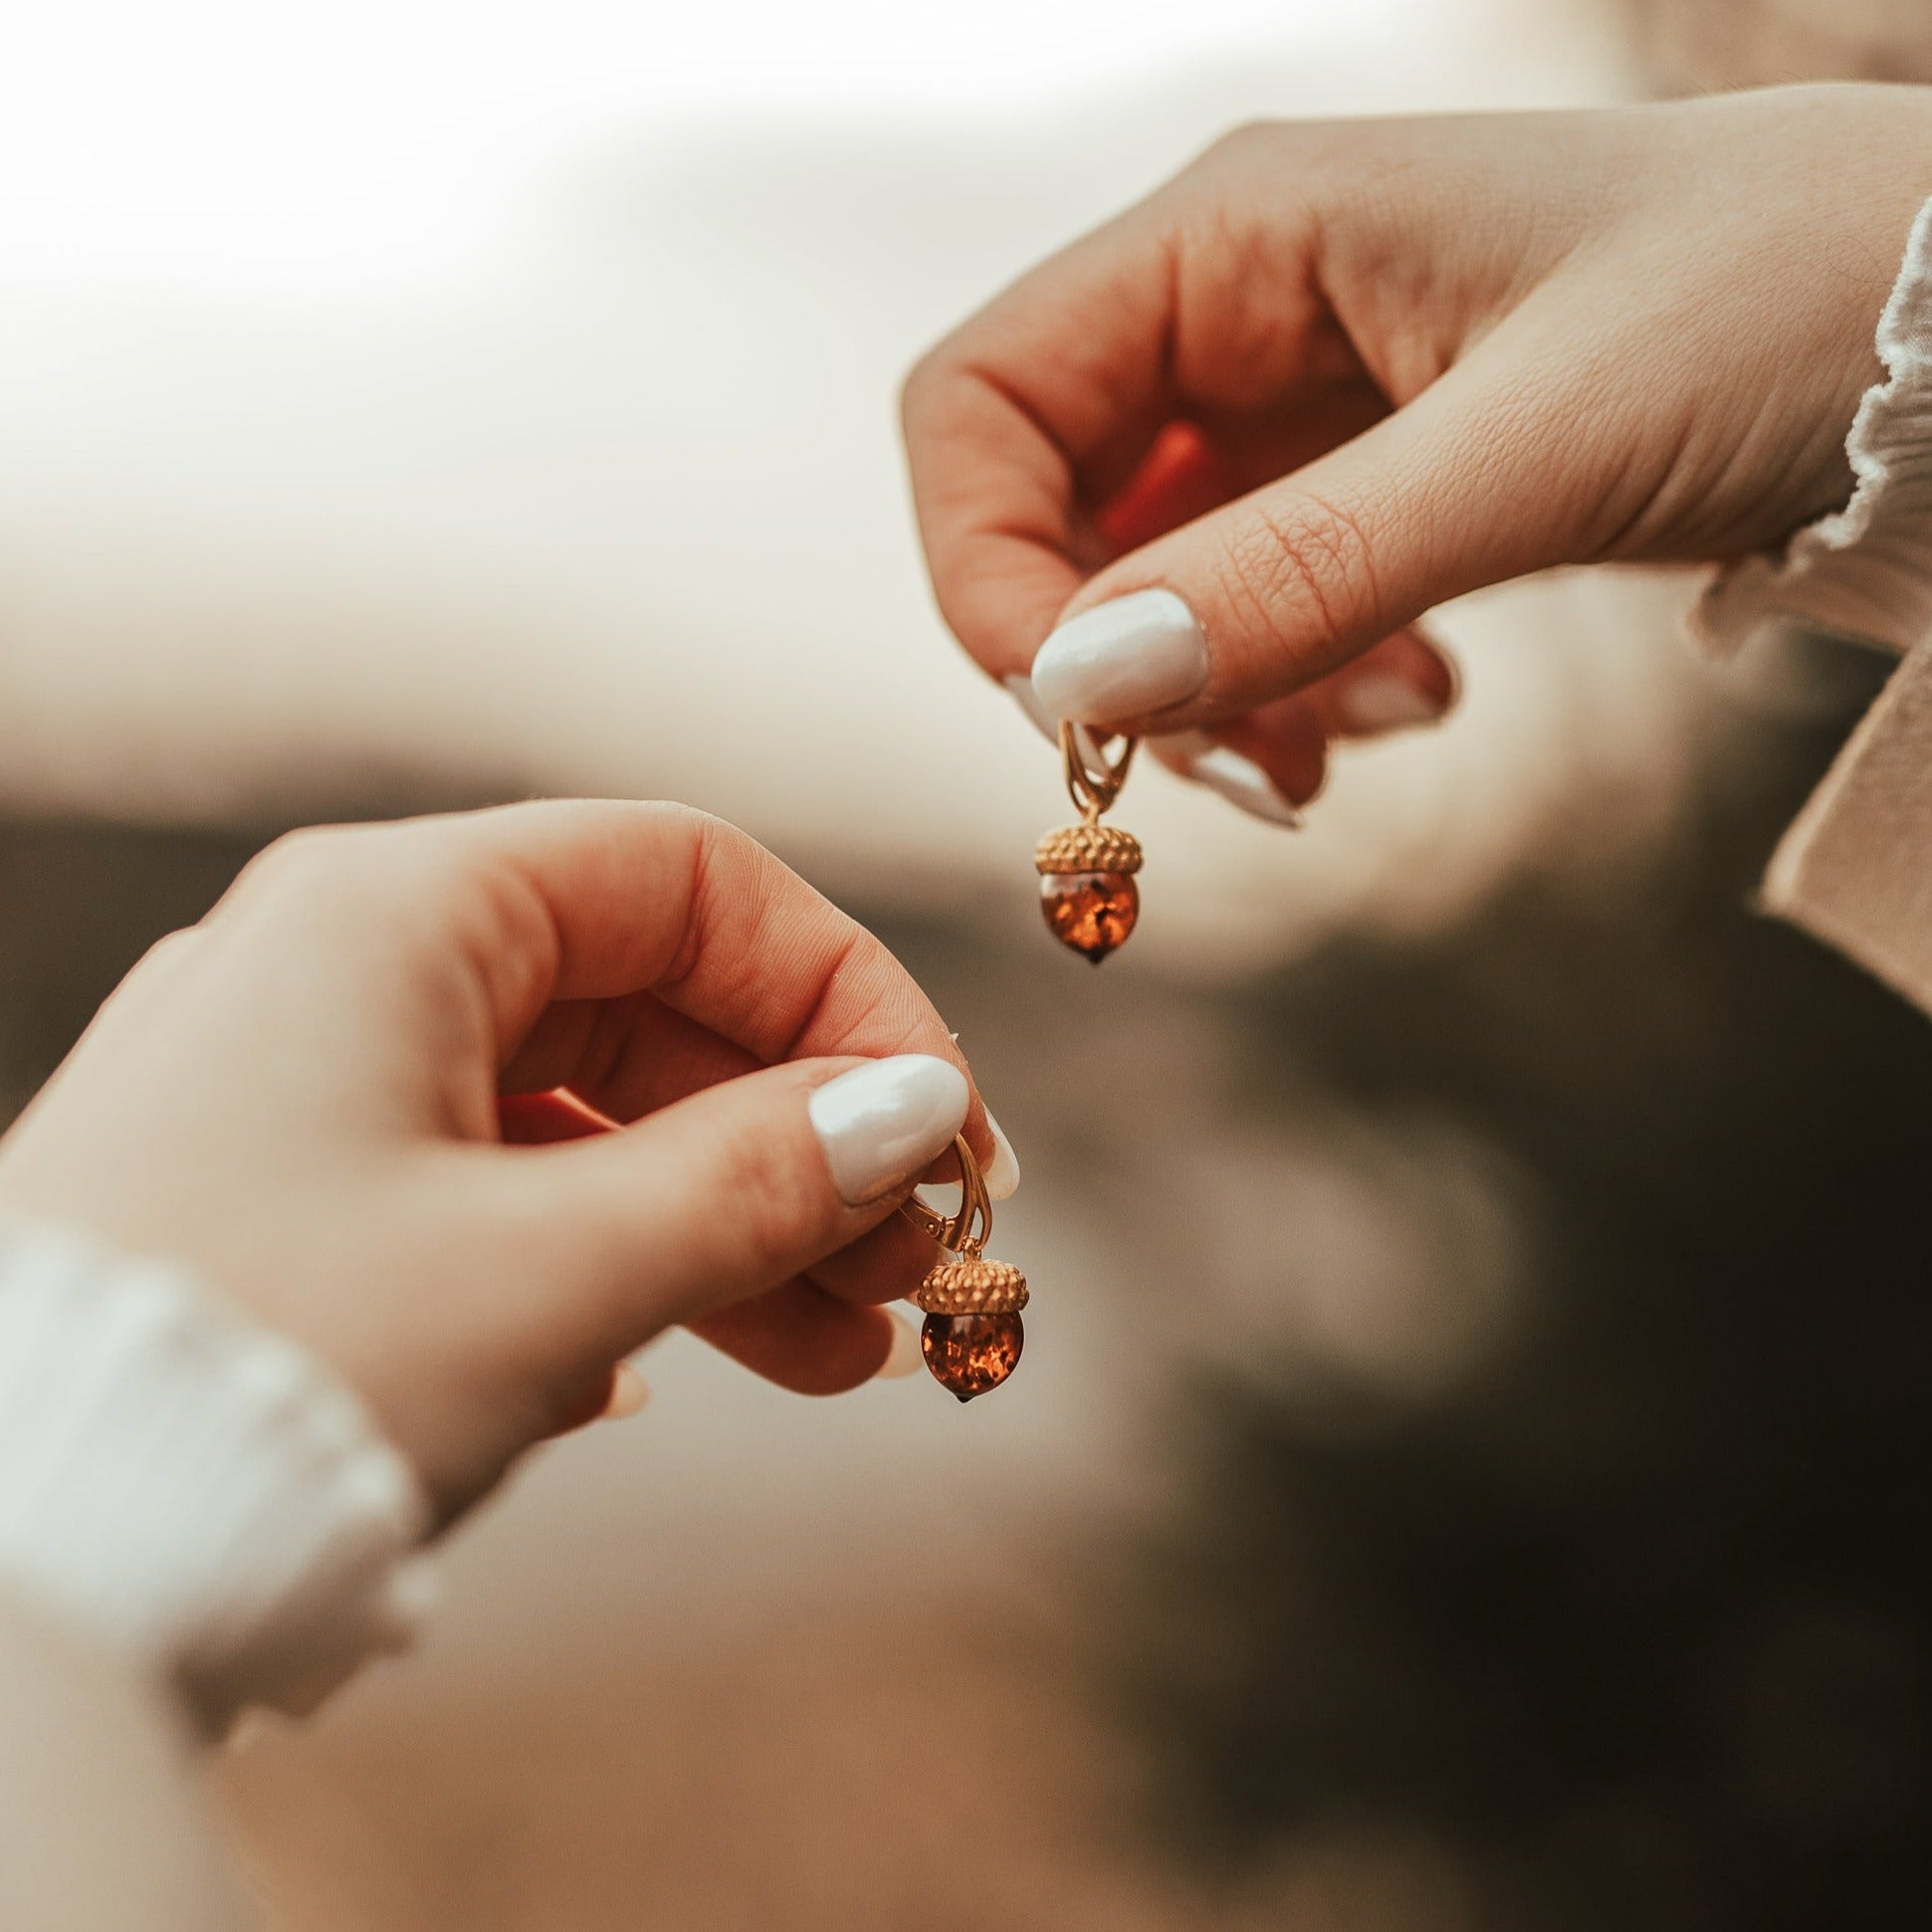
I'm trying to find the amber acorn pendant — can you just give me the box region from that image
[1037,722,1142,964]
[901,1134,1028,1402]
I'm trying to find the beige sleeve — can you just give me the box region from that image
[1756,643,1932,1012]
[0,1585,251,1931]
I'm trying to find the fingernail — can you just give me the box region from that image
[808,1055,970,1206]
[983,1109,1020,1200]
[375,1557,441,1645]
[1030,588,1209,723]
[875,1311,925,1380]
[1334,672,1444,736]
[1161,736,1302,828]
[602,1363,652,1418]
[1002,674,1060,746]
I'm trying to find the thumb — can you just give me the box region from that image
[1028,338,1594,731]
[487,1053,969,1359]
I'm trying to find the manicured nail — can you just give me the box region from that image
[1333,672,1444,736]
[1030,589,1209,723]
[983,1109,1020,1200]
[1002,674,1060,746]
[601,1363,652,1418]
[808,1055,970,1206]
[875,1311,925,1379]
[1161,733,1302,828]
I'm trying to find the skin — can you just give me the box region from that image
[0,801,995,1520]
[903,84,1932,803]
[6,84,1919,1530]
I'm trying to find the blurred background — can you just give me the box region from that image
[4,1,1932,1926]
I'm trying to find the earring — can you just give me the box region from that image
[1037,723,1142,963]
[900,1135,1028,1402]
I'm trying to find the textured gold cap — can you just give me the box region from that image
[913,1256,1030,1316]
[1034,823,1144,876]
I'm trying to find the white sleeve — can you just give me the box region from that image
[0,1217,433,1735]
[1696,196,1932,661]
[1686,193,1932,1017]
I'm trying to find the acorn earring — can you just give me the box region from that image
[901,1135,1028,1402]
[1037,723,1142,963]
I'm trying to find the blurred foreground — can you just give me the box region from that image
[4,648,1928,1930]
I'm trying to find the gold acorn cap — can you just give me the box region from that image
[913,1256,1030,1316]
[1034,823,1144,876]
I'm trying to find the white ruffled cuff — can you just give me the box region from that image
[0,1218,433,1734]
[1695,197,1932,660]
[1685,192,1932,1016]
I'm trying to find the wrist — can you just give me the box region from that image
[1698,190,1932,660]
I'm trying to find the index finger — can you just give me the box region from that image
[900,202,1182,682]
[254,801,996,1169]
[482,803,988,1135]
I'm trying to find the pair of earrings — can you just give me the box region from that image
[899,722,1145,1401]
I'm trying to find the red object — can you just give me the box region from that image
[497,1089,617,1146]
[1096,421,1243,553]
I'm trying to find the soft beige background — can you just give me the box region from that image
[0,0,1708,978]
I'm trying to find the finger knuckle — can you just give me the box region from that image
[227,823,369,906]
[652,806,756,997]
[1215,488,1385,666]
[222,820,470,959]
[118,925,205,990]
[898,341,957,436]
[138,925,202,968]
[720,1126,833,1280]
[1184,120,1295,199]
[1200,120,1277,169]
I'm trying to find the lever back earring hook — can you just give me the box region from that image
[898,1133,992,1257]
[1061,721,1137,822]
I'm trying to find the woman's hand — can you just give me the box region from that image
[0,802,1005,1516]
[903,83,1932,812]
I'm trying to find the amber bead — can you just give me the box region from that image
[1039,870,1138,963]
[921,1312,1024,1401]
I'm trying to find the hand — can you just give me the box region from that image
[903,83,1932,813]
[0,802,1005,1516]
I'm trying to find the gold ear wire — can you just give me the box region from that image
[898,1133,991,1256]
[1059,720,1137,822]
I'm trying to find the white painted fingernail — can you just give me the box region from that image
[374,1558,441,1649]
[1002,674,1060,746]
[1030,589,1208,722]
[601,1363,652,1418]
[983,1109,1020,1200]
[808,1055,970,1206]
[1334,672,1443,736]
[875,1311,925,1379]
[1163,740,1303,828]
